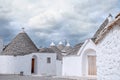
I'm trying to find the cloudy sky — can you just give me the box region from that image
[0,0,120,47]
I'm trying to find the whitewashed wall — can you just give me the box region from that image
[62,56,81,76]
[0,55,31,75]
[0,56,15,74]
[14,55,32,75]
[97,25,120,80]
[80,39,96,76]
[33,53,57,76]
[0,53,58,76]
[62,39,96,77]
[56,60,62,76]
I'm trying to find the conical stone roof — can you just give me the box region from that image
[93,16,109,39]
[68,42,84,55]
[39,47,55,53]
[50,46,62,60]
[62,46,72,53]
[2,32,38,55]
[62,42,72,55]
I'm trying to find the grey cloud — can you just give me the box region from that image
[0,19,15,44]
[0,0,120,47]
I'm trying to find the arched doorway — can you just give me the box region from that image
[81,49,96,76]
[31,55,37,74]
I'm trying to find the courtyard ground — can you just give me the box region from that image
[0,74,97,80]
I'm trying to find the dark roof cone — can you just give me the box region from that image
[2,29,38,55]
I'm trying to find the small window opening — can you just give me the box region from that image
[47,57,51,63]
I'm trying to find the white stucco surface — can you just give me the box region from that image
[56,60,62,76]
[0,55,31,75]
[0,53,60,76]
[62,56,81,76]
[33,53,57,76]
[97,25,120,80]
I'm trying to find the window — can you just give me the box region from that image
[47,57,51,63]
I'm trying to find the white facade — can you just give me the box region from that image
[32,53,58,76]
[56,60,62,76]
[63,56,81,76]
[0,53,62,76]
[0,55,31,75]
[62,39,96,77]
[97,25,120,80]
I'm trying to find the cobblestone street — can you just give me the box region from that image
[0,75,97,80]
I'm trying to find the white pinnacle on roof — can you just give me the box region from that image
[50,42,55,46]
[66,42,70,46]
[58,41,63,45]
[108,14,113,22]
[57,41,65,50]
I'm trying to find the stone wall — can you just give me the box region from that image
[0,38,3,53]
[97,25,120,80]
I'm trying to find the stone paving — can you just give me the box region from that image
[0,74,97,80]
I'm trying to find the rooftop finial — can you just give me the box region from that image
[66,42,70,46]
[50,42,55,46]
[108,13,112,17]
[58,41,63,45]
[21,27,25,33]
[108,13,113,22]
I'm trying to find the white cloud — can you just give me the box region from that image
[28,10,63,29]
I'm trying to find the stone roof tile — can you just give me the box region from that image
[39,48,55,53]
[95,13,120,44]
[2,32,38,55]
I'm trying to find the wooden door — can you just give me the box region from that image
[31,58,35,73]
[88,56,96,75]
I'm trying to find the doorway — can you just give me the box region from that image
[31,58,35,73]
[82,49,96,76]
[88,56,96,75]
[31,55,37,74]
